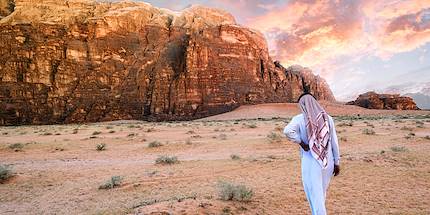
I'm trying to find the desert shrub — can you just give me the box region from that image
[338,121,353,127]
[72,129,78,134]
[42,132,53,136]
[99,176,123,189]
[9,143,24,152]
[340,137,347,142]
[146,128,155,132]
[92,131,102,135]
[96,143,106,151]
[246,124,257,128]
[267,132,282,143]
[127,133,136,137]
[362,128,375,135]
[415,121,424,125]
[0,165,13,183]
[230,154,240,160]
[390,146,408,152]
[185,139,193,145]
[105,126,114,129]
[219,134,227,140]
[423,135,430,140]
[400,126,413,131]
[186,130,195,134]
[217,181,253,202]
[108,130,115,134]
[148,141,163,148]
[155,155,178,165]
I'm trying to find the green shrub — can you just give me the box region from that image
[217,181,253,202]
[155,155,178,165]
[96,143,106,151]
[99,176,123,189]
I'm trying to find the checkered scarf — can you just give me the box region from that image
[299,95,330,169]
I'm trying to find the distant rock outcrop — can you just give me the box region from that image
[0,0,335,125]
[404,93,430,110]
[347,92,420,110]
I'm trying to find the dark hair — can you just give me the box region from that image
[298,92,316,102]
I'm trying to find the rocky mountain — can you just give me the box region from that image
[0,0,335,125]
[346,92,419,110]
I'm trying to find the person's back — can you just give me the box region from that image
[284,94,340,215]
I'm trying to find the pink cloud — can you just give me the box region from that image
[245,0,430,76]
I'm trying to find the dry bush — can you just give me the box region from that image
[362,128,375,135]
[390,146,408,152]
[0,165,13,183]
[230,154,240,160]
[267,132,282,143]
[9,143,24,152]
[217,181,253,202]
[99,176,123,189]
[148,141,163,148]
[96,143,106,151]
[155,156,178,165]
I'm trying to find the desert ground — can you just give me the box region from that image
[1,103,430,215]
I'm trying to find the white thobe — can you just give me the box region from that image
[284,114,340,215]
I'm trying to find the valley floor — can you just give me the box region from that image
[0,103,430,214]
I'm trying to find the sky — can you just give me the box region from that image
[144,0,430,101]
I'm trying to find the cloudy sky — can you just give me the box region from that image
[145,0,430,101]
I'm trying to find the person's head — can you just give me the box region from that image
[298,93,325,115]
[297,92,316,103]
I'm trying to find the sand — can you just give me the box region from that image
[0,103,429,214]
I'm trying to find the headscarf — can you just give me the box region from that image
[299,94,330,169]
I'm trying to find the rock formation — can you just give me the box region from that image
[346,92,419,110]
[0,0,335,125]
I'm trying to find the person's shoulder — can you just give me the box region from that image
[291,114,304,121]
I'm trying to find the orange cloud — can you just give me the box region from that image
[247,0,430,71]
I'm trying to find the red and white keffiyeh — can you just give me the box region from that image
[299,95,330,169]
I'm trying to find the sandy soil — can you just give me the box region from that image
[0,103,429,214]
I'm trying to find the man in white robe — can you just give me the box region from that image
[284,94,340,215]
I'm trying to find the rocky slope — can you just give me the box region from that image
[0,0,335,125]
[346,92,419,110]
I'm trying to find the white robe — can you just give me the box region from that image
[284,114,340,215]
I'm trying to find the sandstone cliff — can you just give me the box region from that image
[346,92,419,110]
[0,0,335,125]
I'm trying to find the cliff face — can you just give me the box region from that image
[0,0,335,125]
[347,92,419,110]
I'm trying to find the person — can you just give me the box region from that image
[284,93,340,215]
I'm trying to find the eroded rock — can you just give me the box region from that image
[346,92,419,110]
[0,0,335,125]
